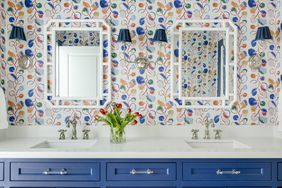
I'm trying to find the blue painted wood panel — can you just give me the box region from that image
[11,162,100,181]
[0,163,3,181]
[228,187,271,188]
[278,163,282,181]
[107,162,176,181]
[183,162,271,181]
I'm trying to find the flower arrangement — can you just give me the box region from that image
[96,103,142,143]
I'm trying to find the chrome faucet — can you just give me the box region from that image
[66,114,79,140]
[203,118,214,140]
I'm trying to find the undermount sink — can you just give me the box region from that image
[185,139,251,150]
[31,140,97,150]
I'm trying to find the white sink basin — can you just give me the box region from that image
[31,140,97,150]
[186,139,251,150]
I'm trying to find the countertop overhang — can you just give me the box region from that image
[0,137,281,158]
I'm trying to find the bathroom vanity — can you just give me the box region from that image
[0,158,280,188]
[0,136,281,188]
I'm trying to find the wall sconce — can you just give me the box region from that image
[153,28,168,62]
[255,26,273,41]
[117,28,168,70]
[153,29,168,43]
[9,25,32,70]
[249,26,273,69]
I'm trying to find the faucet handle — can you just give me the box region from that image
[82,129,90,140]
[214,129,222,140]
[58,129,67,140]
[191,129,199,140]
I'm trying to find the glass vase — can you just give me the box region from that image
[110,126,126,144]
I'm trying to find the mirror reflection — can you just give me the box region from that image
[55,30,101,99]
[181,30,226,98]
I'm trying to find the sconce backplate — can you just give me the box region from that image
[134,57,150,70]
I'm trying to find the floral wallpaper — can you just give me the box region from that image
[0,0,281,126]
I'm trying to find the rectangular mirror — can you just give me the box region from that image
[55,30,101,99]
[44,20,111,108]
[171,20,238,109]
[181,30,226,98]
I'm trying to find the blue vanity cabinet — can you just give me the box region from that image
[1,159,282,188]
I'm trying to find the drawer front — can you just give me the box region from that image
[279,163,282,180]
[107,162,176,181]
[183,162,271,181]
[11,162,100,181]
[0,163,3,181]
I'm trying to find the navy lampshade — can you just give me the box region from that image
[9,25,26,41]
[255,26,273,41]
[118,29,132,43]
[153,29,168,43]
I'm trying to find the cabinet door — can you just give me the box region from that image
[0,163,3,181]
[183,162,271,181]
[278,163,282,180]
[107,162,176,181]
[11,162,100,181]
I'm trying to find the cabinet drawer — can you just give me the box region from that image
[183,162,271,181]
[107,162,176,181]
[0,163,3,181]
[278,163,282,180]
[11,162,100,181]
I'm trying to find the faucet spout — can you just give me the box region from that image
[203,117,214,140]
[67,114,79,140]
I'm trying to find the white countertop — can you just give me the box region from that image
[0,137,282,158]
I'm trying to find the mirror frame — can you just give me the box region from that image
[44,19,111,109]
[170,19,238,109]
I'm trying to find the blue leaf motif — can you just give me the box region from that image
[122,3,129,9]
[24,0,33,8]
[174,0,182,8]
[251,88,257,96]
[25,49,33,57]
[28,40,34,48]
[248,49,256,56]
[100,0,108,8]
[249,97,257,106]
[214,115,220,123]
[48,2,55,9]
[25,99,33,107]
[136,76,145,84]
[136,27,145,35]
[248,0,256,7]
[28,89,34,97]
[139,18,145,25]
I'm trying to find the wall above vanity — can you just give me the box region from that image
[0,0,281,126]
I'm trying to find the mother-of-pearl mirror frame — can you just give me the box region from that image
[44,19,111,109]
[170,19,238,109]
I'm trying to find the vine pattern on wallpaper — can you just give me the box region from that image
[1,0,281,126]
